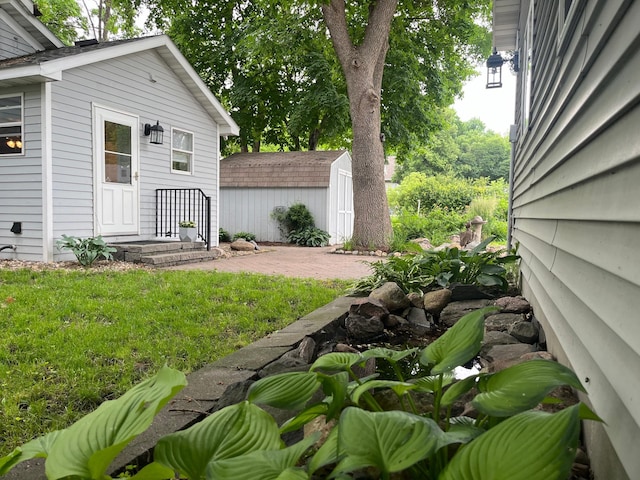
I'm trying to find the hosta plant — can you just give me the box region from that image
[0,308,599,480]
[55,234,118,267]
[350,236,519,295]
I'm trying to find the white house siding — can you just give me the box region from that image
[0,17,35,59]
[219,187,328,243]
[49,49,220,260]
[0,84,43,261]
[510,0,640,478]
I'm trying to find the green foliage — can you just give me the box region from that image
[55,234,117,267]
[34,0,86,45]
[392,208,467,246]
[179,220,196,228]
[284,203,316,233]
[1,309,599,479]
[287,227,330,247]
[232,232,257,242]
[0,268,347,457]
[219,228,232,242]
[350,237,519,295]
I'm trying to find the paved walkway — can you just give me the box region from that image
[165,245,377,280]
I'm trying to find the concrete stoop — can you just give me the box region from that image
[111,241,221,267]
[1,297,354,480]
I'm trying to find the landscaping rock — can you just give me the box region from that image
[483,330,521,346]
[349,297,389,320]
[384,314,408,328]
[439,299,494,327]
[406,307,432,334]
[482,343,537,372]
[509,321,539,344]
[495,295,531,313]
[407,292,424,308]
[369,282,410,311]
[423,289,452,315]
[345,314,385,340]
[230,238,256,251]
[485,312,525,332]
[410,237,433,250]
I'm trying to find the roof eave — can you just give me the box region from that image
[493,0,521,51]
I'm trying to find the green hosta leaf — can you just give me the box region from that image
[321,371,350,420]
[360,347,419,362]
[350,380,415,405]
[411,372,455,393]
[311,352,364,372]
[279,403,328,434]
[206,434,318,480]
[476,273,506,288]
[154,401,282,479]
[0,431,62,476]
[440,404,584,480]
[441,375,478,407]
[473,360,585,417]
[248,372,321,410]
[128,461,176,479]
[421,307,498,374]
[45,366,186,480]
[480,264,506,275]
[333,407,447,475]
[446,417,484,445]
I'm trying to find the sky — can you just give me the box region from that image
[453,66,517,136]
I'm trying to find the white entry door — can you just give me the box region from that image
[94,106,139,235]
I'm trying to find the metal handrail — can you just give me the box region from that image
[156,188,211,250]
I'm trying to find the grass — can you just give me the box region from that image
[0,267,347,456]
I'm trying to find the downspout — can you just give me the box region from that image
[506,124,517,252]
[42,82,54,262]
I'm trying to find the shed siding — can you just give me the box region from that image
[219,187,328,242]
[0,17,35,59]
[510,0,640,478]
[49,49,220,259]
[0,85,43,261]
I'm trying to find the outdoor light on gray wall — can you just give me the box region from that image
[144,120,164,145]
[486,48,520,89]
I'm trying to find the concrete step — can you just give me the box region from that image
[140,249,221,267]
[111,241,211,265]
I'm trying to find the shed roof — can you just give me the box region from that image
[220,151,349,188]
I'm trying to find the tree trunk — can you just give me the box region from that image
[321,0,396,250]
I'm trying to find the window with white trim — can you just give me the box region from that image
[171,128,194,174]
[0,95,23,155]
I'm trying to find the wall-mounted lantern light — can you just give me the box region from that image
[486,48,520,89]
[10,222,22,234]
[144,121,164,145]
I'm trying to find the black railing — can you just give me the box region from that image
[156,188,211,250]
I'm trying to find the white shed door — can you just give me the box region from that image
[337,169,353,241]
[94,106,139,235]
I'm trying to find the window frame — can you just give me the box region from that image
[0,93,24,156]
[171,127,194,175]
[557,0,586,57]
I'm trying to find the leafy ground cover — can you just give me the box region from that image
[0,266,347,457]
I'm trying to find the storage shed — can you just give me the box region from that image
[219,150,353,244]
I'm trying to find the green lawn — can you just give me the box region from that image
[0,267,347,456]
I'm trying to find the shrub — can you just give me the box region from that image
[219,228,232,242]
[55,235,117,267]
[288,227,330,247]
[232,232,256,242]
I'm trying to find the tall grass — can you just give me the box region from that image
[0,268,346,456]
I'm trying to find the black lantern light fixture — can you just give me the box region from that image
[144,120,164,145]
[486,47,520,89]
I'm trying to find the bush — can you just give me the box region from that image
[55,235,117,267]
[287,227,330,247]
[232,232,256,242]
[219,228,232,242]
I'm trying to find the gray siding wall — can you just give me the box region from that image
[0,85,43,261]
[0,17,36,59]
[511,1,639,478]
[219,187,328,242]
[49,49,220,260]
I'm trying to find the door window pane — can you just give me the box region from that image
[104,121,132,183]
